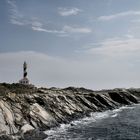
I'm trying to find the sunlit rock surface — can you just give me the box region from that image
[0,83,140,139]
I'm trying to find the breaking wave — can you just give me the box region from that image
[45,104,137,140]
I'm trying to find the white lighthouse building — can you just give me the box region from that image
[19,61,30,85]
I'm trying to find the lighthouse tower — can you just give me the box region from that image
[19,61,29,85]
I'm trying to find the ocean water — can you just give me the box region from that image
[45,104,140,140]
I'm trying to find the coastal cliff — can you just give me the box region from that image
[0,83,140,139]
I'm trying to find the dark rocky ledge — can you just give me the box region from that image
[0,83,140,139]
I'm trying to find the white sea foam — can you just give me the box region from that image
[91,111,110,119]
[111,113,118,118]
[45,104,139,140]
[45,110,117,139]
[45,123,71,136]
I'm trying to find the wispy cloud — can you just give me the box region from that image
[30,21,64,33]
[7,0,91,35]
[32,25,92,34]
[58,7,81,16]
[63,25,92,33]
[32,26,65,34]
[98,10,140,21]
[7,0,26,25]
[7,0,64,34]
[85,37,140,56]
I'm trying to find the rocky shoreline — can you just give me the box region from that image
[0,83,140,140]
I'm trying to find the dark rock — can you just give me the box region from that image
[22,130,47,140]
[0,135,13,140]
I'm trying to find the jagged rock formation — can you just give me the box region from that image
[0,83,140,139]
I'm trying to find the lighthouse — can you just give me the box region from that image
[19,61,30,85]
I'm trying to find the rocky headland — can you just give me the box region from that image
[0,83,140,139]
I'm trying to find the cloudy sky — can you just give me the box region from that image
[1,0,140,89]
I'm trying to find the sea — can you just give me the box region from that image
[45,104,140,140]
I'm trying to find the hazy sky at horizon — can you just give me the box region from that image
[1,0,140,89]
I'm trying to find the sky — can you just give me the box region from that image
[1,0,140,89]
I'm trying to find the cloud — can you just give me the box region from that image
[0,51,101,88]
[10,19,26,25]
[31,22,65,34]
[7,0,27,25]
[7,0,90,35]
[32,26,65,34]
[85,37,140,57]
[6,0,64,34]
[32,24,92,34]
[98,10,140,21]
[1,51,140,89]
[63,25,92,33]
[58,7,81,16]
[31,23,92,34]
[31,21,43,27]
